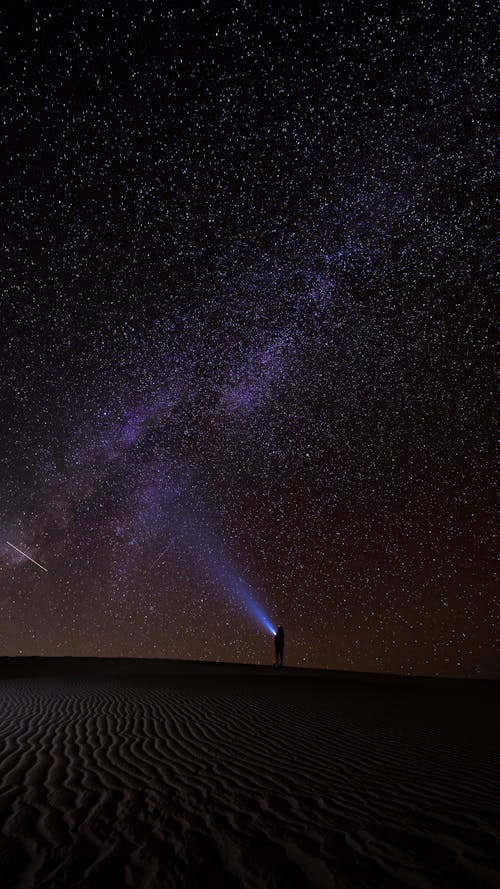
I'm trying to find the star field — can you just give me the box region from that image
[1,1,496,676]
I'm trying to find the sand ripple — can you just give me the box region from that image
[0,672,498,888]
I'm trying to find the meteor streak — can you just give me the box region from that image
[6,541,48,572]
[151,543,171,568]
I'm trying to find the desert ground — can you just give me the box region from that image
[0,658,498,888]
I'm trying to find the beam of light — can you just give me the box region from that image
[6,541,48,572]
[207,556,276,636]
[152,508,276,636]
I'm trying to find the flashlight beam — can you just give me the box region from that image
[6,541,48,572]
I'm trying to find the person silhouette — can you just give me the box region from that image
[275,625,285,666]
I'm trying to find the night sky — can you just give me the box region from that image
[1,1,496,677]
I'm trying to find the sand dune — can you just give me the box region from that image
[0,660,498,888]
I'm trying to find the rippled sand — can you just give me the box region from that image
[0,659,498,888]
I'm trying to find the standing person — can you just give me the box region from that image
[275,625,285,666]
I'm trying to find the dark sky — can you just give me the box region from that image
[1,1,496,676]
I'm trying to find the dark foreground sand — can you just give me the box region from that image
[0,659,498,888]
